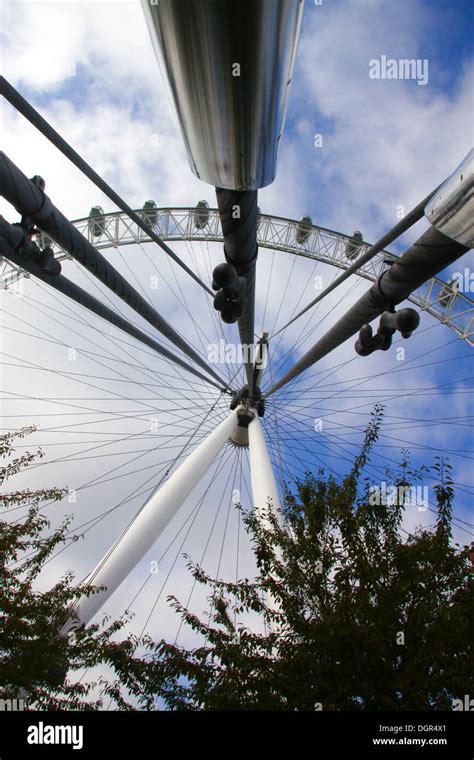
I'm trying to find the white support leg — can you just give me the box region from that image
[62,409,238,634]
[248,412,282,521]
[248,412,283,618]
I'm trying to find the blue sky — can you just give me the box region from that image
[0,0,473,695]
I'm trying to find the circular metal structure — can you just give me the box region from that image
[2,207,472,344]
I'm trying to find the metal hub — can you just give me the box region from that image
[230,405,256,448]
[230,384,265,417]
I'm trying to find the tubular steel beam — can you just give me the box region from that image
[0,220,226,393]
[0,75,212,295]
[61,409,239,632]
[248,413,282,518]
[425,148,474,248]
[273,184,442,337]
[216,188,258,388]
[142,0,304,190]
[247,411,283,617]
[0,151,230,390]
[266,225,470,398]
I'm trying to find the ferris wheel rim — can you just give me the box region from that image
[2,205,471,345]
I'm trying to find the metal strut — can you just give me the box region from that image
[248,413,282,519]
[229,332,268,445]
[0,151,231,391]
[61,409,239,633]
[273,183,442,337]
[0,219,226,393]
[213,188,259,389]
[0,75,213,296]
[60,401,284,632]
[266,224,470,398]
[266,150,474,396]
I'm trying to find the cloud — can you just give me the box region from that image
[278,0,473,242]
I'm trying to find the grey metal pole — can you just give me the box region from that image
[266,225,470,398]
[215,188,259,388]
[273,185,442,337]
[0,75,212,295]
[0,220,226,393]
[141,0,304,190]
[0,151,231,390]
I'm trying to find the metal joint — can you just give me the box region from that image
[425,149,474,248]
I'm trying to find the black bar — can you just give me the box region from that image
[0,709,471,758]
[215,188,258,388]
[0,75,213,296]
[0,151,230,390]
[0,227,225,393]
[266,225,469,397]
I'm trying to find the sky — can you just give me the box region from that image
[0,0,473,707]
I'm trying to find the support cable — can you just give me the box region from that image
[273,186,441,337]
[0,224,225,393]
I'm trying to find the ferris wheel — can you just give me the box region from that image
[0,0,473,656]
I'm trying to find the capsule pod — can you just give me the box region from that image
[194,200,210,229]
[141,200,158,227]
[296,215,313,245]
[345,230,363,260]
[88,206,105,238]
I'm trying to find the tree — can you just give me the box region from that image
[149,406,474,710]
[0,427,158,710]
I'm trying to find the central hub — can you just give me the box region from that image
[230,405,256,448]
[228,331,268,447]
[230,385,265,417]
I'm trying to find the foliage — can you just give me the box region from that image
[0,427,158,710]
[149,406,474,710]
